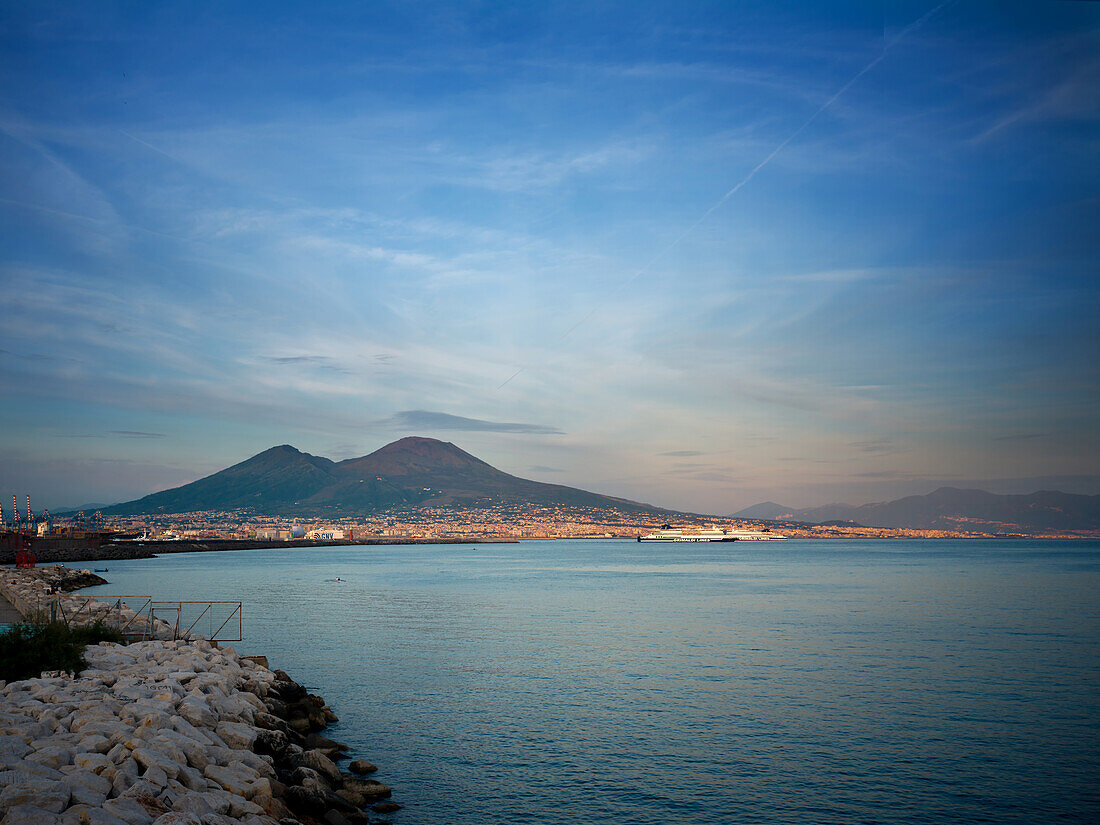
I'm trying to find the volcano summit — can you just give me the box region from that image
[103,437,668,518]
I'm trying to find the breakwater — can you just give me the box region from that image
[1,536,516,566]
[0,566,398,824]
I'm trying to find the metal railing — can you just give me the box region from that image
[150,601,242,642]
[58,594,156,641]
[58,595,242,642]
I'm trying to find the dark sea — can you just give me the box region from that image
[81,539,1100,824]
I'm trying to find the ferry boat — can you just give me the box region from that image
[637,525,787,542]
[638,526,737,542]
[724,528,786,541]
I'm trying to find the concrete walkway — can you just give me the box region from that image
[0,591,23,623]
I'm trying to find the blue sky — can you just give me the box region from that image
[1,1,1097,513]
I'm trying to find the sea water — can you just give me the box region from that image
[81,539,1100,824]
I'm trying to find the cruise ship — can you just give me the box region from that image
[637,525,786,542]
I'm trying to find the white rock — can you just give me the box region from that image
[76,735,110,755]
[201,764,257,799]
[25,744,72,770]
[63,769,111,806]
[174,701,214,731]
[0,777,71,813]
[0,738,30,761]
[119,782,170,818]
[72,753,112,774]
[139,765,168,790]
[149,813,200,825]
[130,749,179,781]
[61,803,131,825]
[1,762,63,783]
[173,766,204,794]
[110,758,140,798]
[166,718,213,749]
[105,743,130,765]
[167,792,214,818]
[202,787,262,818]
[214,722,256,751]
[102,796,155,825]
[1,803,63,824]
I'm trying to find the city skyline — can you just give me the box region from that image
[1,1,1097,512]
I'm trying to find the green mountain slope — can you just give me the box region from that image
[104,437,667,517]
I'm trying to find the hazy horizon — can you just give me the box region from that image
[2,1,1097,514]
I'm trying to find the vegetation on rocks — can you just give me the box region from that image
[0,619,123,682]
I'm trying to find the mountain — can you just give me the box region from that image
[104,437,667,517]
[104,445,338,514]
[729,501,791,520]
[732,487,1100,533]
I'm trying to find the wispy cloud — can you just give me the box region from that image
[850,439,897,454]
[383,410,563,435]
[260,355,353,375]
[108,430,167,439]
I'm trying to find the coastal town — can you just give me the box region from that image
[11,504,1086,549]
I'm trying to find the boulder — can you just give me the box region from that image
[298,750,341,786]
[168,791,215,817]
[252,729,289,760]
[2,803,63,825]
[120,782,171,817]
[342,777,391,800]
[303,733,348,755]
[175,699,215,730]
[201,788,263,818]
[63,769,112,806]
[76,735,111,755]
[102,796,157,825]
[214,721,256,751]
[251,713,288,734]
[25,744,73,770]
[131,748,180,781]
[0,777,71,813]
[149,812,201,825]
[73,752,113,774]
[251,791,291,820]
[203,764,263,800]
[0,738,31,761]
[347,760,377,775]
[61,803,132,825]
[283,784,355,817]
[174,765,205,793]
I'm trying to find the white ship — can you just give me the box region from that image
[724,528,786,541]
[637,525,786,542]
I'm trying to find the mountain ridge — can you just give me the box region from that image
[103,437,669,517]
[732,486,1100,533]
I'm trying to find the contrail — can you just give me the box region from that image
[497,0,953,390]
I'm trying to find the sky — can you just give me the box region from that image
[0,0,1097,514]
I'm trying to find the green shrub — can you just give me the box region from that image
[0,620,124,682]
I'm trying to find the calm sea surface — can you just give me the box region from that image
[80,539,1100,824]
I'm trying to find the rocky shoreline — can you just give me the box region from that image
[0,567,399,825]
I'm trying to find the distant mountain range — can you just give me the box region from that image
[103,437,669,518]
[733,487,1100,533]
